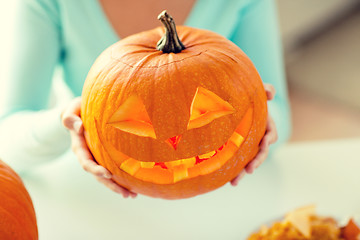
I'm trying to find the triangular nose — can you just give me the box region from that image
[166,135,182,150]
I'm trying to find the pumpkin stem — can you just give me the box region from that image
[157,10,185,53]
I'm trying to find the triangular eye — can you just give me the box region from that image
[187,87,235,130]
[107,95,156,139]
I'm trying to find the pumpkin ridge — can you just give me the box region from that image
[110,50,207,68]
[95,119,126,171]
[175,26,232,47]
[244,91,267,149]
[87,65,129,171]
[206,47,240,64]
[0,168,36,208]
[0,208,29,239]
[0,160,38,239]
[100,63,135,128]
[241,103,255,142]
[0,206,34,240]
[84,60,120,123]
[121,43,158,49]
[184,39,237,49]
[110,47,161,66]
[1,181,35,211]
[206,50,258,116]
[112,49,159,63]
[172,61,197,131]
[199,50,252,120]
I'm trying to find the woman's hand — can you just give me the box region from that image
[61,97,137,198]
[230,84,278,186]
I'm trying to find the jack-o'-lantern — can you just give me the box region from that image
[0,160,38,239]
[81,11,267,199]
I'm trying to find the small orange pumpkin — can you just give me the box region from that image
[341,219,360,240]
[81,11,267,199]
[0,160,38,239]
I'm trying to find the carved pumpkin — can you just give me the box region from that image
[81,11,267,199]
[0,160,38,239]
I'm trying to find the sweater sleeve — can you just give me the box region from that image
[229,0,292,148]
[0,0,70,173]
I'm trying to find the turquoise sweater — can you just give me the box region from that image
[0,0,291,172]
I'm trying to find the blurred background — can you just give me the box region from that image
[277,0,360,141]
[0,0,359,142]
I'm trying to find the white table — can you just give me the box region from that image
[23,138,360,240]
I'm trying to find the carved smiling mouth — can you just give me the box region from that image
[99,87,254,184]
[103,107,253,184]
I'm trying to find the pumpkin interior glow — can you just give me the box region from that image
[108,95,156,139]
[187,87,235,130]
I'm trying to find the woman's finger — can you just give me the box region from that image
[61,97,82,132]
[61,98,137,198]
[261,115,278,149]
[96,176,137,198]
[70,132,112,178]
[230,84,277,182]
[263,84,276,101]
[244,112,278,174]
[63,116,83,133]
[230,170,246,186]
[245,146,269,174]
[78,157,112,179]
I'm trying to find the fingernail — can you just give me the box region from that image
[73,121,82,133]
[263,139,269,148]
[246,168,253,174]
[255,161,262,169]
[103,173,112,179]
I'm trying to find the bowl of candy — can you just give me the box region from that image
[247,205,360,240]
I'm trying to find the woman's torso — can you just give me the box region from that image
[57,0,252,95]
[99,0,196,38]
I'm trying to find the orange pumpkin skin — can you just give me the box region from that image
[0,160,38,240]
[81,25,267,199]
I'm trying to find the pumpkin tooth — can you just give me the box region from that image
[165,158,196,169]
[140,162,155,168]
[198,151,216,159]
[120,159,141,175]
[173,165,189,183]
[199,160,222,175]
[165,160,182,169]
[183,157,196,168]
[229,132,244,147]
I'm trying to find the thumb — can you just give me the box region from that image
[61,97,83,133]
